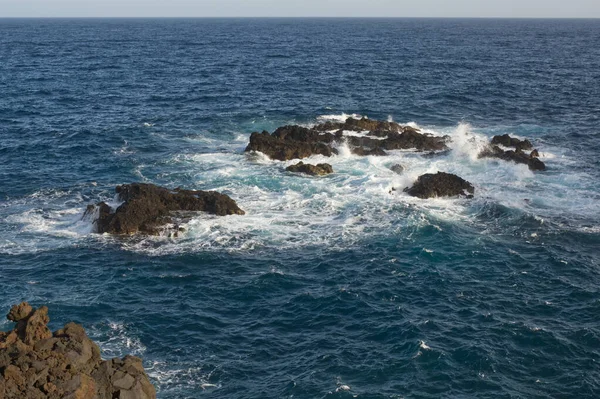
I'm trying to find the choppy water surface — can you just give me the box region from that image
[1,18,599,398]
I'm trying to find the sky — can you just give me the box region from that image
[1,0,600,18]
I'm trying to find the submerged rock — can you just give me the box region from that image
[84,183,244,235]
[390,164,405,174]
[245,117,448,161]
[404,172,475,199]
[0,302,156,399]
[286,161,333,176]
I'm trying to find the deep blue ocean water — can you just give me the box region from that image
[1,18,600,398]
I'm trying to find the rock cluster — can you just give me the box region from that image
[404,172,475,199]
[0,302,156,399]
[286,161,333,176]
[245,117,449,161]
[84,183,245,235]
[480,134,545,171]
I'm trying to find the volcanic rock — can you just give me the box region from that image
[286,161,333,176]
[404,172,475,199]
[390,164,405,174]
[83,183,244,235]
[245,117,449,161]
[491,134,533,151]
[479,145,546,171]
[245,129,335,161]
[0,302,156,399]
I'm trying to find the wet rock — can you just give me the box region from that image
[381,130,448,152]
[245,117,448,161]
[422,149,452,158]
[245,129,335,161]
[286,161,333,176]
[528,157,546,171]
[84,183,245,235]
[0,302,156,399]
[350,146,388,156]
[530,149,540,158]
[480,145,546,171]
[491,134,533,151]
[390,164,405,174]
[404,172,475,199]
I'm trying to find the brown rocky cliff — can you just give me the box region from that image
[0,302,156,399]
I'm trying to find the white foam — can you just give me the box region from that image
[146,361,221,392]
[419,340,432,350]
[87,321,146,360]
[2,121,597,255]
[317,113,362,122]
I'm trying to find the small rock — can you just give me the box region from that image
[286,161,333,176]
[404,172,475,199]
[390,164,405,174]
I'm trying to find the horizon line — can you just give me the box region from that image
[1,16,599,20]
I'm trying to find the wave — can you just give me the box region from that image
[1,118,598,256]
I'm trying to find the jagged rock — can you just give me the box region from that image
[404,172,475,199]
[0,302,156,399]
[350,146,387,156]
[245,129,336,161]
[286,161,333,176]
[313,117,404,133]
[528,157,546,171]
[381,130,448,152]
[83,183,245,235]
[530,149,539,158]
[245,117,448,161]
[390,164,405,174]
[479,145,546,171]
[491,134,533,151]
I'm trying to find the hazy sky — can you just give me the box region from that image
[1,0,600,18]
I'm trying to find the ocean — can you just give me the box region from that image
[1,18,599,398]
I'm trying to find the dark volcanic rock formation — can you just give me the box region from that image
[245,117,449,161]
[0,302,156,399]
[404,172,475,199]
[480,134,545,171]
[84,183,245,235]
[480,145,546,171]
[245,127,335,162]
[491,134,533,152]
[286,161,333,176]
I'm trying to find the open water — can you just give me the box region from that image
[1,18,600,398]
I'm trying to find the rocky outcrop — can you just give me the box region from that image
[480,145,546,171]
[245,117,449,161]
[245,128,336,162]
[286,161,333,176]
[480,134,545,171]
[491,134,533,152]
[0,302,156,399]
[404,172,474,199]
[84,183,245,235]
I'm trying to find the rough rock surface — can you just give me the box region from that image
[245,117,449,161]
[491,134,533,152]
[286,161,333,176]
[0,302,156,399]
[404,172,475,199]
[480,145,546,171]
[480,134,546,171]
[83,183,245,235]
